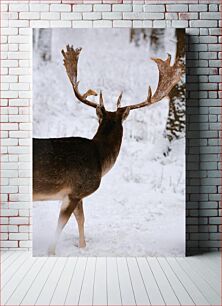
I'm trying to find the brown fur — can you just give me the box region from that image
[33,107,129,254]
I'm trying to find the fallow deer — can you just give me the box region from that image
[33,45,183,255]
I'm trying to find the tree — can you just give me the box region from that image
[164,29,185,153]
[33,29,52,62]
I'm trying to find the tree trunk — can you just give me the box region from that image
[164,29,185,153]
[37,29,52,62]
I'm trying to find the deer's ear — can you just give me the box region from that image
[120,107,130,121]
[96,106,105,120]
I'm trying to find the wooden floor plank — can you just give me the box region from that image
[167,257,209,305]
[93,257,107,306]
[0,251,14,263]
[2,252,22,273]
[35,258,67,305]
[21,258,57,305]
[107,257,121,306]
[157,258,194,305]
[187,257,220,294]
[79,257,96,305]
[127,257,150,305]
[117,257,136,306]
[195,253,220,274]
[1,252,30,289]
[177,257,221,305]
[137,258,165,305]
[50,257,77,305]
[147,258,179,305]
[5,257,46,305]
[1,256,37,305]
[65,257,87,306]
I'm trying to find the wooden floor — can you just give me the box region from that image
[1,252,221,306]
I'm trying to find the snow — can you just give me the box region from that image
[33,28,185,257]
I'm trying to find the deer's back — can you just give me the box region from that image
[33,137,102,199]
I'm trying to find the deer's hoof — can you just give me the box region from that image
[79,240,86,248]
[48,245,56,256]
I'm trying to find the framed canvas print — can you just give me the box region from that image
[33,28,185,257]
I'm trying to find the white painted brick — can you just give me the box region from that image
[1,126,8,135]
[1,170,18,178]
[133,5,143,12]
[9,114,30,123]
[93,4,111,11]
[1,208,18,216]
[112,4,132,11]
[1,4,8,11]
[29,4,49,12]
[0,218,8,225]
[2,91,18,99]
[123,12,164,19]
[73,4,92,12]
[1,241,18,248]
[9,3,28,11]
[30,20,50,28]
[143,5,165,12]
[19,12,40,19]
[9,233,29,240]
[1,100,8,107]
[72,20,93,28]
[19,226,30,233]
[2,60,18,68]
[9,44,19,51]
[9,68,31,75]
[61,12,82,20]
[113,20,132,27]
[1,233,9,240]
[19,28,32,35]
[200,12,221,20]
[9,155,19,162]
[83,12,102,20]
[1,138,18,146]
[1,28,18,35]
[40,12,60,20]
[1,36,8,44]
[179,12,198,20]
[93,20,112,28]
[172,20,188,28]
[190,20,218,28]
[8,52,30,60]
[50,4,71,12]
[132,20,143,28]
[2,12,19,20]
[0,194,8,202]
[1,83,9,90]
[9,202,30,210]
[189,4,207,12]
[50,20,72,27]
[1,19,8,27]
[9,99,30,107]
[19,241,31,248]
[1,177,9,185]
[166,4,188,12]
[8,36,30,44]
[19,209,30,217]
[19,123,31,130]
[2,75,18,83]
[0,225,16,233]
[9,20,29,28]
[102,12,122,19]
[2,123,18,131]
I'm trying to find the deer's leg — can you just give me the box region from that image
[73,200,86,248]
[48,195,78,255]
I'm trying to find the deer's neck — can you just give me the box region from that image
[93,122,123,176]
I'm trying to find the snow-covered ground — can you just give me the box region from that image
[33,29,185,256]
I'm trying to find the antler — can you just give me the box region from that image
[119,54,184,111]
[61,45,99,109]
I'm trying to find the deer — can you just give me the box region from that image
[33,45,183,255]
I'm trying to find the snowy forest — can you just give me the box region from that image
[33,28,185,257]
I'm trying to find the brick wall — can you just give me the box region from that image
[0,0,221,255]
